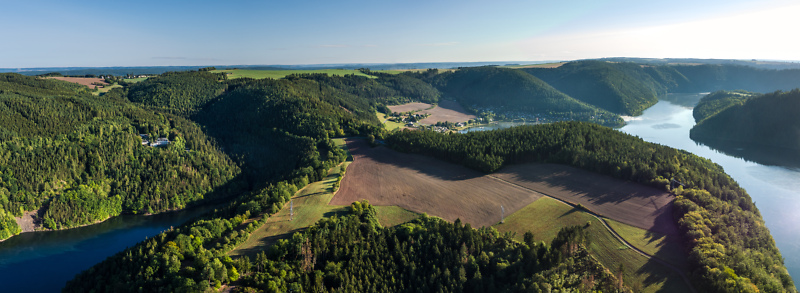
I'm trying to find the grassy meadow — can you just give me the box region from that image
[229,138,418,258]
[495,197,692,293]
[376,111,405,130]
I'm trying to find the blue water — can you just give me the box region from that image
[0,206,213,292]
[461,94,800,286]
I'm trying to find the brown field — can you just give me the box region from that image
[491,164,679,236]
[45,77,108,87]
[387,102,432,113]
[333,139,678,237]
[331,139,541,227]
[418,100,476,124]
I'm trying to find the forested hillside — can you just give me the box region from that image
[692,90,758,123]
[387,122,794,293]
[65,201,623,293]
[670,65,800,93]
[126,71,227,115]
[691,89,800,150]
[431,66,623,126]
[0,73,242,238]
[523,61,677,115]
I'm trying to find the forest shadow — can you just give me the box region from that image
[693,137,800,169]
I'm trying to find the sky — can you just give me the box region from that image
[1,0,799,67]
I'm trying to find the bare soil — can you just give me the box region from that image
[45,77,109,87]
[492,164,679,236]
[387,102,432,113]
[418,100,476,124]
[334,139,679,236]
[332,139,541,227]
[15,210,38,232]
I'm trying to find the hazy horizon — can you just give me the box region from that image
[3,0,799,68]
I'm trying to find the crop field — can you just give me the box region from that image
[45,76,108,87]
[230,139,418,258]
[332,139,544,227]
[496,197,691,293]
[418,100,476,124]
[605,218,689,270]
[387,102,433,113]
[212,69,375,80]
[492,163,680,237]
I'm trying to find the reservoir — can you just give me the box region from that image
[2,93,798,291]
[459,93,800,285]
[0,205,214,292]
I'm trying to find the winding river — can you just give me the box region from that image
[2,93,799,291]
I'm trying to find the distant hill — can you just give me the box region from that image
[435,66,623,126]
[598,57,800,70]
[692,90,758,123]
[523,60,680,115]
[125,71,227,115]
[670,64,800,93]
[691,89,800,150]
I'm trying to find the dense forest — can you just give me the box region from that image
[692,90,758,123]
[4,63,799,292]
[0,73,242,237]
[691,89,800,150]
[387,122,793,293]
[65,201,623,293]
[423,66,624,126]
[523,60,676,115]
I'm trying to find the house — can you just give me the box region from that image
[150,137,170,147]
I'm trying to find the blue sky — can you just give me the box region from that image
[1,0,798,67]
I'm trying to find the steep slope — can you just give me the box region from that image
[524,61,677,116]
[0,73,242,239]
[692,90,758,123]
[691,89,800,150]
[437,66,623,126]
[126,70,227,115]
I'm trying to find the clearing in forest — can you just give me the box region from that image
[331,139,542,227]
[45,76,108,87]
[387,102,432,113]
[418,100,476,124]
[229,139,418,258]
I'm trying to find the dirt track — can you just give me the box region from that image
[333,139,679,236]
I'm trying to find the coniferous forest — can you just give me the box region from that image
[1,61,799,293]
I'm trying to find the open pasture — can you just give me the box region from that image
[331,139,541,227]
[387,102,433,113]
[418,100,476,124]
[45,76,108,87]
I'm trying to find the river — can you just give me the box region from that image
[460,93,800,285]
[0,205,214,292]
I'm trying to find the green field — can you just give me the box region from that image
[212,69,376,80]
[376,111,405,130]
[229,138,418,258]
[495,197,692,293]
[92,84,123,96]
[604,218,689,270]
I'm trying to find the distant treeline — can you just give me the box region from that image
[387,122,794,293]
[691,89,800,151]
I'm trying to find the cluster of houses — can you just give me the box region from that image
[139,134,170,147]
